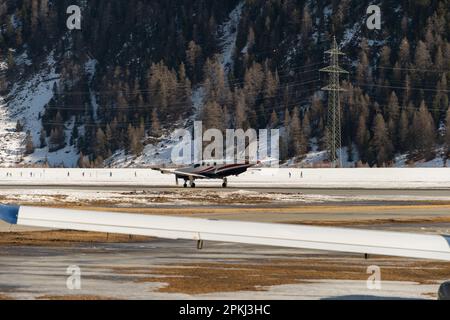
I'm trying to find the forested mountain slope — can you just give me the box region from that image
[0,0,449,167]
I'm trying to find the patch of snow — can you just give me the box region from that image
[85,58,99,120]
[8,51,59,134]
[10,14,21,30]
[217,1,244,74]
[14,51,32,67]
[106,135,178,167]
[0,167,450,190]
[341,22,363,48]
[191,86,205,120]
[323,5,333,18]
[0,51,61,166]
[23,117,79,167]
[367,39,386,47]
[0,62,7,71]
[395,153,447,168]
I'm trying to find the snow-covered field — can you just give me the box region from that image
[2,187,450,208]
[0,168,449,189]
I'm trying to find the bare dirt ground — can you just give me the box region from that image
[36,295,116,300]
[0,230,150,246]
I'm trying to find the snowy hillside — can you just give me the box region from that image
[106,1,246,168]
[0,51,79,167]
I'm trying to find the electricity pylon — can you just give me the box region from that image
[320,37,349,168]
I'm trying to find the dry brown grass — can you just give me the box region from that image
[112,258,450,294]
[8,203,450,216]
[0,294,14,300]
[286,216,450,227]
[37,295,116,300]
[0,230,150,246]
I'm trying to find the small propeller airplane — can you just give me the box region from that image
[152,160,256,188]
[1,204,450,299]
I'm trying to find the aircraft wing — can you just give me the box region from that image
[1,205,450,261]
[152,168,207,179]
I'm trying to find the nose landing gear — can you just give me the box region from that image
[222,178,228,188]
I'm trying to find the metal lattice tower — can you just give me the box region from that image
[320,37,349,168]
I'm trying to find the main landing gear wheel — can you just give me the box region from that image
[183,182,188,188]
[190,182,196,188]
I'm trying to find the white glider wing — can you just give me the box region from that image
[1,205,450,261]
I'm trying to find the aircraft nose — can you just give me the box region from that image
[0,205,20,225]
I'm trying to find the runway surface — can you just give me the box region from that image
[1,186,450,300]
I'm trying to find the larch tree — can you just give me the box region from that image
[445,107,450,161]
[410,101,436,160]
[370,114,393,167]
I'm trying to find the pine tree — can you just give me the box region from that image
[289,107,307,157]
[399,37,410,66]
[356,115,370,162]
[186,40,202,82]
[128,126,144,155]
[410,101,436,160]
[16,120,23,132]
[268,110,278,129]
[444,107,450,162]
[414,40,432,70]
[39,128,47,148]
[301,5,312,38]
[234,90,247,129]
[202,100,224,132]
[151,109,161,137]
[281,108,291,160]
[370,114,394,167]
[49,123,65,152]
[78,152,90,168]
[24,130,34,155]
[244,62,264,108]
[95,128,107,158]
[302,112,311,141]
[398,110,409,152]
[70,125,79,146]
